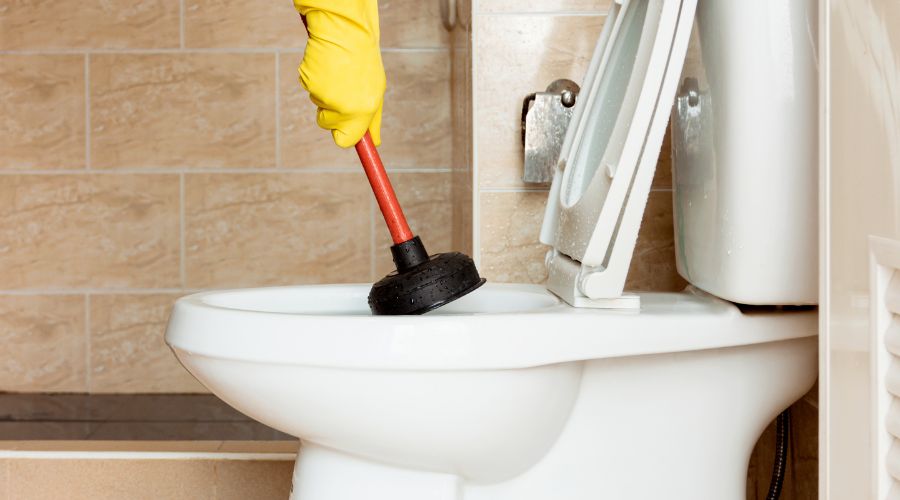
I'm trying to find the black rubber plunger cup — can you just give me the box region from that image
[355,131,485,315]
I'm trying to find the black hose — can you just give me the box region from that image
[765,409,791,500]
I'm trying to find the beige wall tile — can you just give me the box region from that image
[0,175,179,289]
[481,191,686,291]
[378,52,452,168]
[380,0,450,48]
[185,0,304,48]
[217,440,299,454]
[0,55,85,170]
[625,191,686,292]
[0,459,7,499]
[6,459,295,500]
[374,172,453,276]
[479,0,611,13]
[479,191,548,284]
[8,459,216,500]
[652,125,673,190]
[475,15,603,189]
[184,0,448,49]
[280,51,451,169]
[480,190,684,291]
[91,54,275,169]
[214,461,294,500]
[452,168,473,254]
[451,23,474,255]
[0,0,179,50]
[0,295,86,392]
[185,173,371,288]
[90,294,207,393]
[0,440,224,452]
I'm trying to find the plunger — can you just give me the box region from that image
[355,131,485,315]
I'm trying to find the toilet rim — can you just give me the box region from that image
[165,284,817,371]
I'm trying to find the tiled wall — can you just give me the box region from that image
[0,457,295,499]
[0,0,455,393]
[468,0,684,290]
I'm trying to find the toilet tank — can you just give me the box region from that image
[670,0,817,305]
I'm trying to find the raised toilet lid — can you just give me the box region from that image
[540,0,697,307]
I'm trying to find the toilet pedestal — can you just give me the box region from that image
[290,445,461,500]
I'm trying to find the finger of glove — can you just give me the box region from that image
[317,108,371,148]
[368,101,383,147]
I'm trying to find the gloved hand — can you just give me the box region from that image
[294,0,386,148]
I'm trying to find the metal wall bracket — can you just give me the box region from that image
[521,79,580,185]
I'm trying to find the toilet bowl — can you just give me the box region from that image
[166,284,816,500]
[166,0,818,497]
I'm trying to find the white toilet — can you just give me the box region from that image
[165,0,818,499]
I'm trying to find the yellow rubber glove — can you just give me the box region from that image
[294,0,385,148]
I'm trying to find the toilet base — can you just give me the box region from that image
[290,444,461,500]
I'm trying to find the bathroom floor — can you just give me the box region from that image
[0,393,292,440]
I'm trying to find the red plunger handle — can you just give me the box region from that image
[355,131,414,245]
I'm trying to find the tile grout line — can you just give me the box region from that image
[275,53,281,169]
[0,167,453,175]
[0,47,448,55]
[478,186,674,194]
[84,53,91,170]
[180,173,186,288]
[84,293,91,392]
[382,47,449,53]
[0,451,297,460]
[480,187,550,194]
[470,13,481,268]
[0,288,198,295]
[475,10,608,17]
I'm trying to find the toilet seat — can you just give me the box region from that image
[540,0,698,308]
[166,284,816,371]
